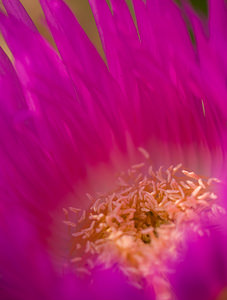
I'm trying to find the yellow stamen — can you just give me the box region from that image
[64,154,224,298]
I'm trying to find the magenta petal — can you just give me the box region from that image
[169,229,227,300]
[110,0,139,41]
[0,206,58,300]
[89,268,154,300]
[39,0,107,84]
[0,47,28,118]
[89,0,139,84]
[89,0,119,76]
[209,0,227,41]
[0,13,113,173]
[39,0,127,153]
[2,0,37,31]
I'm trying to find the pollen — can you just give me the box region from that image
[64,153,224,298]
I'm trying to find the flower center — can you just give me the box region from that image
[63,150,224,296]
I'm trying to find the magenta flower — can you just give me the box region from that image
[0,0,227,299]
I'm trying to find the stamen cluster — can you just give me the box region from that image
[63,155,224,293]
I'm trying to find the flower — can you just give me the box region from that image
[0,0,227,299]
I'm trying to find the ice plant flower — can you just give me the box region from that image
[0,0,227,299]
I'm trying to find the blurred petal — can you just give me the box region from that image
[2,0,37,30]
